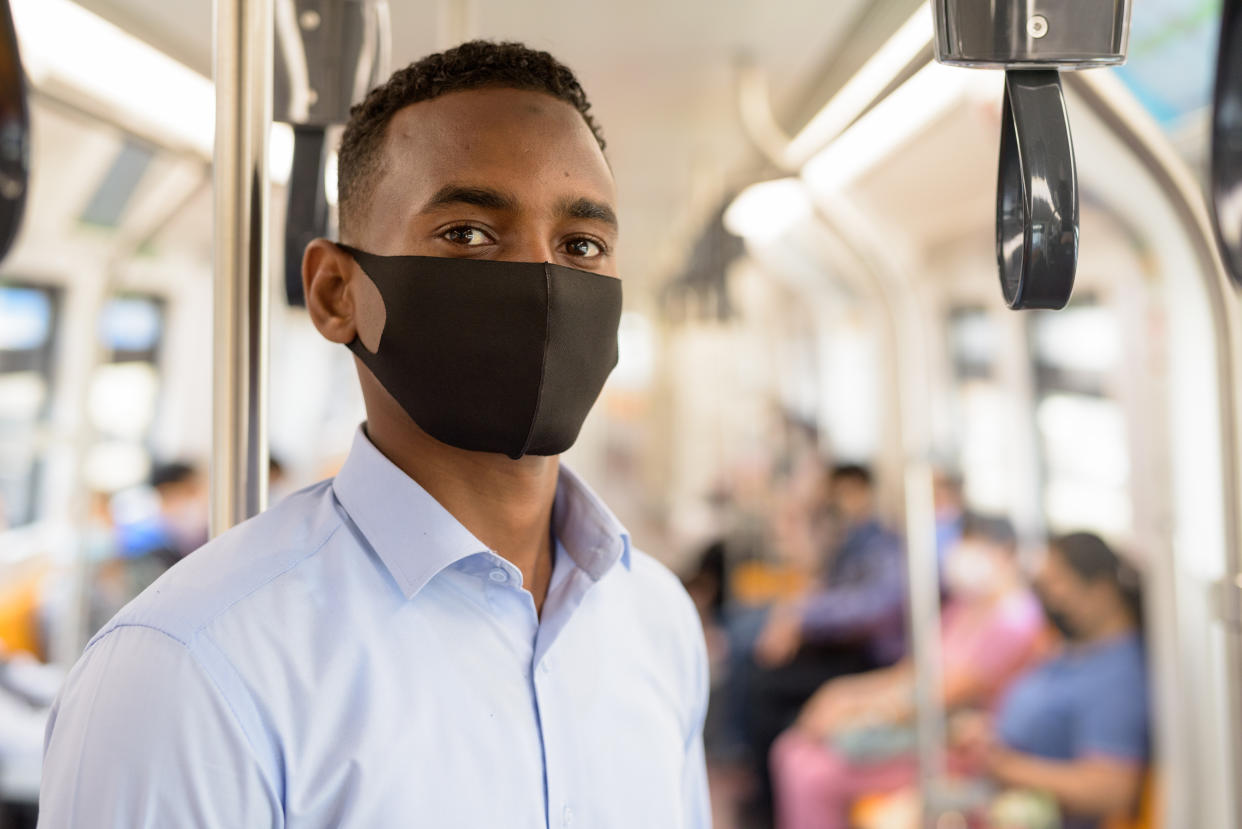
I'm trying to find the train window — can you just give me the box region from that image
[82,294,165,492]
[0,283,60,529]
[98,294,163,360]
[1028,300,1132,535]
[1029,301,1122,384]
[947,306,997,379]
[946,308,1009,512]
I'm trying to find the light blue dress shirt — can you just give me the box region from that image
[39,429,711,828]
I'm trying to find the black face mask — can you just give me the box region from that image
[338,244,622,459]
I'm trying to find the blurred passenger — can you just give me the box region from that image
[932,469,965,565]
[769,515,1043,829]
[963,532,1150,829]
[86,466,206,634]
[147,461,208,564]
[752,464,904,668]
[735,464,905,822]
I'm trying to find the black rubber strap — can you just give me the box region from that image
[0,0,28,264]
[996,70,1079,310]
[284,125,331,307]
[1212,0,1242,285]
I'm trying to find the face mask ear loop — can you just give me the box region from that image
[513,264,554,460]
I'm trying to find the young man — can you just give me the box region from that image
[39,41,710,828]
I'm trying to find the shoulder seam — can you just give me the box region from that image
[89,517,346,653]
[82,621,188,656]
[79,620,283,807]
[188,520,346,641]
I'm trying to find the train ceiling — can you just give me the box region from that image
[64,0,875,291]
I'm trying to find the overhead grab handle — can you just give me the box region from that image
[932,0,1131,311]
[1212,0,1242,285]
[274,0,391,307]
[997,70,1078,309]
[0,0,28,264]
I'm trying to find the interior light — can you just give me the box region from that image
[324,149,339,206]
[269,123,294,185]
[783,2,934,168]
[11,0,214,155]
[723,177,813,244]
[11,0,292,182]
[800,63,999,196]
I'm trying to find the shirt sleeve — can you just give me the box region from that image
[39,625,281,828]
[798,541,905,642]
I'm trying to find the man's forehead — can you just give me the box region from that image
[374,87,615,211]
[384,87,600,156]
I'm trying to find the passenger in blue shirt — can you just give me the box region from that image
[977,532,1149,829]
[39,41,710,828]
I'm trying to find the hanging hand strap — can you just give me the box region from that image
[0,0,28,264]
[1212,0,1242,285]
[996,69,1079,309]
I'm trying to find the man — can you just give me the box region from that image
[39,41,710,828]
[739,464,905,823]
[752,464,905,669]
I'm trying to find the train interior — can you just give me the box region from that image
[0,0,1239,827]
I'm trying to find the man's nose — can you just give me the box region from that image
[502,228,556,263]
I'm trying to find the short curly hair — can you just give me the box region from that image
[337,40,606,238]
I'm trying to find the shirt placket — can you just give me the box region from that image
[531,562,593,829]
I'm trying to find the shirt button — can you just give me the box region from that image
[488,568,509,584]
[562,804,573,826]
[540,660,551,674]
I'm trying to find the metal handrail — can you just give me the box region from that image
[211,0,273,535]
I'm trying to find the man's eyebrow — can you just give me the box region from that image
[559,196,618,229]
[421,185,519,212]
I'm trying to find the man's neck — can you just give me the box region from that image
[363,419,560,614]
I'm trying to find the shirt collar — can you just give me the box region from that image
[332,427,489,599]
[332,427,631,599]
[552,464,632,579]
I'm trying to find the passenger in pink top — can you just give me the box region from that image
[770,515,1043,829]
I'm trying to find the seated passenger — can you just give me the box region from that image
[770,515,1043,829]
[738,463,906,818]
[968,531,1149,829]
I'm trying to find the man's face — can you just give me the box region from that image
[305,85,620,457]
[830,477,872,525]
[354,86,618,273]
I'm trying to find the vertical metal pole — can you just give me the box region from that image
[810,199,946,826]
[1063,70,1242,829]
[211,0,271,536]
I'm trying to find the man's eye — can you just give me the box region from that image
[564,237,605,258]
[444,226,491,246]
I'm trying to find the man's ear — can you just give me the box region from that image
[303,239,356,345]
[303,239,387,351]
